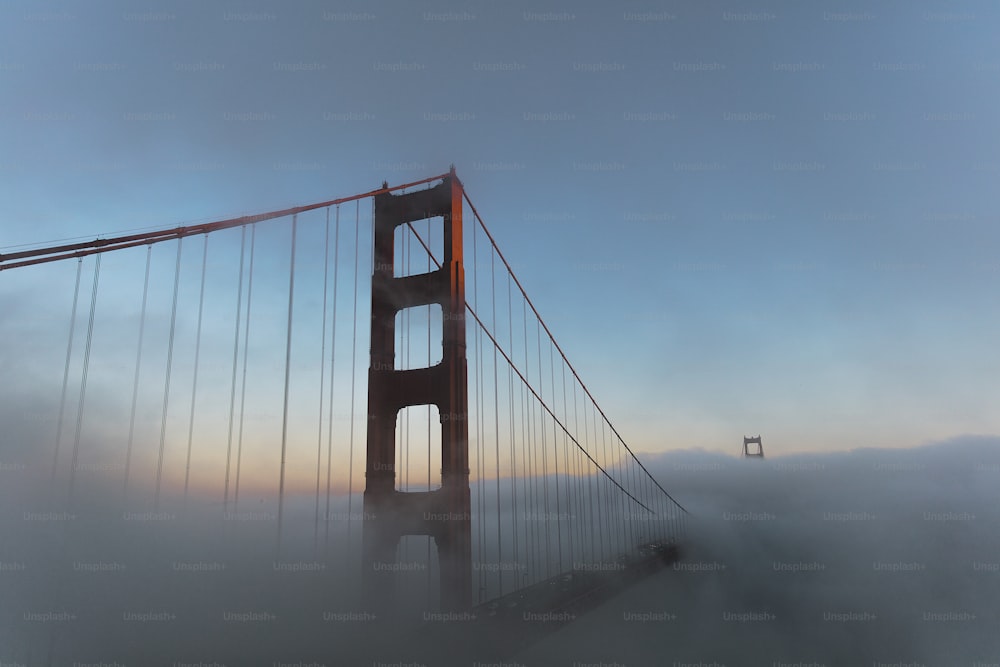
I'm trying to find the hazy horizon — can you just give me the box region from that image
[3,437,998,664]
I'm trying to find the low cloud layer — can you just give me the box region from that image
[519,436,1000,666]
[2,436,997,665]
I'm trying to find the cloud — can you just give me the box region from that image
[518,436,1000,666]
[2,436,997,665]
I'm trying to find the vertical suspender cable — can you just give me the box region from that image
[520,298,531,577]
[479,230,488,595]
[620,445,629,543]
[617,432,628,549]
[234,224,256,511]
[585,399,596,560]
[314,208,331,552]
[223,228,247,510]
[537,319,550,576]
[472,218,484,598]
[522,298,536,580]
[633,444,644,543]
[507,271,518,578]
[550,339,562,571]
[122,247,151,502]
[67,255,101,504]
[154,240,182,513]
[592,401,606,561]
[324,205,340,550]
[183,235,209,503]
[602,419,620,554]
[532,305,541,570]
[573,381,590,561]
[276,214,298,552]
[346,201,360,555]
[480,223,490,596]
[561,359,573,566]
[51,259,83,490]
[627,437,638,545]
[598,406,611,555]
[491,245,503,595]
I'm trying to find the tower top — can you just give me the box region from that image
[743,435,764,458]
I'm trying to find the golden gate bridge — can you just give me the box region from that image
[0,168,688,662]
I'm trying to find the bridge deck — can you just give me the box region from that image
[411,541,683,662]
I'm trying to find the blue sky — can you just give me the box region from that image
[2,0,998,475]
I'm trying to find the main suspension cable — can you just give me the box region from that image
[461,189,687,514]
[404,224,655,514]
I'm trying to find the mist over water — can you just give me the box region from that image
[2,437,997,665]
[521,436,1000,666]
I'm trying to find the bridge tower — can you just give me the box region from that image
[743,435,764,458]
[363,169,471,611]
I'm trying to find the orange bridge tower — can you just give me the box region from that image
[362,170,471,611]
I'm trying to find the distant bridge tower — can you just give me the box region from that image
[363,169,471,612]
[743,435,764,458]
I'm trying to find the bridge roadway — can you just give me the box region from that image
[390,530,919,667]
[396,542,681,664]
